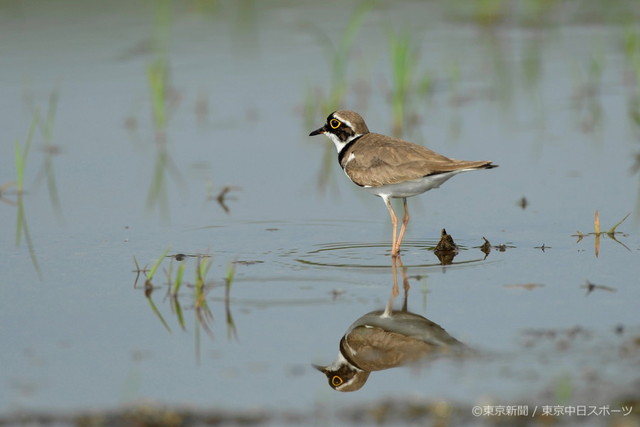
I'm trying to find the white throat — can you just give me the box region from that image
[327,351,361,371]
[327,132,362,154]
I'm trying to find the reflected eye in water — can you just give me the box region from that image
[331,375,343,387]
[330,119,341,129]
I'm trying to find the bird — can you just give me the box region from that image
[309,110,497,256]
[313,307,467,392]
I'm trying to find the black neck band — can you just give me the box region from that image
[337,135,363,168]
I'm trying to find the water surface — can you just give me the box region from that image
[1,1,639,425]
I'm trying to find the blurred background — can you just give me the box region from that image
[1,1,640,425]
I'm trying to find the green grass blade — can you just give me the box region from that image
[147,295,171,332]
[147,59,168,130]
[15,139,24,193]
[225,262,236,301]
[606,212,630,235]
[226,304,237,341]
[42,90,59,142]
[225,263,235,288]
[171,296,186,331]
[16,196,42,279]
[23,111,39,165]
[328,0,372,106]
[147,246,170,281]
[173,261,185,295]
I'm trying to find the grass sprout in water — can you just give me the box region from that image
[388,30,434,137]
[306,0,372,118]
[303,1,372,192]
[11,112,42,279]
[33,90,63,222]
[572,211,630,257]
[10,89,63,278]
[132,249,237,362]
[571,49,605,135]
[140,0,186,220]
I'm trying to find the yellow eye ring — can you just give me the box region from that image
[329,119,341,129]
[331,376,343,387]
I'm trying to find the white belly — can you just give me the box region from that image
[363,171,462,198]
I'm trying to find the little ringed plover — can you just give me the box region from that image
[309,110,497,256]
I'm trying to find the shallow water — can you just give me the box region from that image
[1,1,640,425]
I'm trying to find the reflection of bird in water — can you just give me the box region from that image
[314,306,467,392]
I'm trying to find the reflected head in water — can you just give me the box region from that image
[314,307,467,392]
[313,351,370,392]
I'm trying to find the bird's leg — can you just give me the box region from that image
[384,196,399,257]
[394,198,409,255]
[389,255,400,300]
[395,255,411,303]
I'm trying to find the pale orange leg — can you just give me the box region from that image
[395,254,411,298]
[394,198,409,256]
[383,196,399,257]
[390,255,400,298]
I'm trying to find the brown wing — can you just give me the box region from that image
[345,326,434,371]
[343,134,494,187]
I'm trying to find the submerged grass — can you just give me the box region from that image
[146,246,171,284]
[172,260,186,296]
[389,31,413,136]
[387,30,434,137]
[623,24,640,212]
[143,73,185,219]
[306,0,372,116]
[134,0,187,220]
[303,1,372,192]
[35,90,63,221]
[572,49,605,135]
[14,112,39,195]
[133,249,237,361]
[224,262,237,340]
[13,112,42,279]
[573,211,630,257]
[147,59,170,132]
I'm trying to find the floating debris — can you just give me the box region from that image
[504,283,544,291]
[331,288,345,300]
[232,260,264,266]
[534,243,550,252]
[435,228,457,252]
[166,253,211,261]
[213,185,241,214]
[518,196,528,209]
[582,280,616,295]
[434,229,458,265]
[131,256,150,288]
[480,237,491,256]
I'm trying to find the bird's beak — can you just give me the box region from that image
[311,363,328,373]
[309,125,326,136]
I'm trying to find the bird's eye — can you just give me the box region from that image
[329,119,341,129]
[331,376,343,387]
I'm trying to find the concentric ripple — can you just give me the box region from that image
[294,239,493,269]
